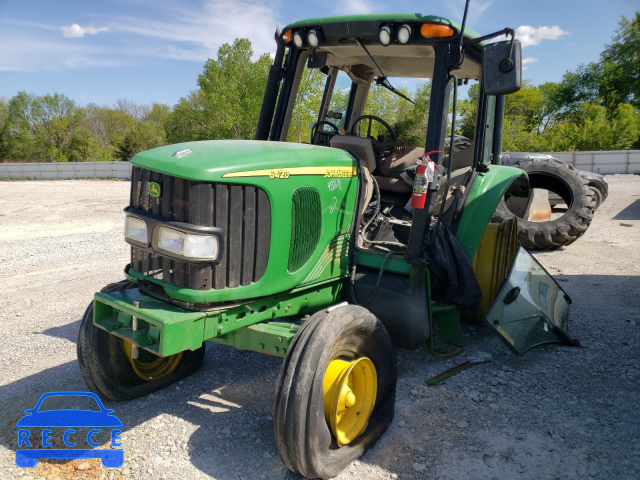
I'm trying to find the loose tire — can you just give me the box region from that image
[274,305,396,479]
[492,160,596,250]
[77,280,205,401]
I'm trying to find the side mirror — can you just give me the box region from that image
[482,39,521,95]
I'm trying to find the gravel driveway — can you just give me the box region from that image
[1,176,639,480]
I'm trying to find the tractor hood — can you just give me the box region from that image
[131,140,355,182]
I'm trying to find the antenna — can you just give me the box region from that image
[454,0,472,67]
[458,0,471,53]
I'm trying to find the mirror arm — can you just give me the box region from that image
[464,27,514,47]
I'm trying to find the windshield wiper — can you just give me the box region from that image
[374,76,415,104]
[355,39,415,105]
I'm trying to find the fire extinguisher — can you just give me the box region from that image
[410,150,441,209]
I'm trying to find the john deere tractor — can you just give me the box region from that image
[77,7,574,479]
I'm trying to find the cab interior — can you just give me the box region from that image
[277,45,484,253]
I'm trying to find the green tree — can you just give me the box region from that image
[457,83,479,140]
[67,126,98,162]
[363,81,425,145]
[610,103,640,149]
[165,90,216,143]
[0,98,10,160]
[84,104,136,161]
[7,92,85,162]
[598,13,640,110]
[114,103,169,161]
[286,68,326,143]
[197,38,271,139]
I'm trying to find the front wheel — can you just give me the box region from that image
[77,280,205,401]
[274,305,396,479]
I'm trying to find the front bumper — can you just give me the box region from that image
[93,288,206,357]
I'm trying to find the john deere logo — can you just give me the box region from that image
[149,182,161,198]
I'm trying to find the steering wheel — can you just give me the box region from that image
[310,120,340,146]
[349,115,397,160]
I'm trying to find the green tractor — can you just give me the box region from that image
[77,8,574,480]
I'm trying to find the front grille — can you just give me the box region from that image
[288,187,321,272]
[130,167,271,290]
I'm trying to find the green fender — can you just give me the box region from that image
[455,165,528,259]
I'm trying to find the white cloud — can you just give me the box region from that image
[62,24,109,38]
[522,57,539,71]
[0,1,279,71]
[515,25,569,47]
[0,36,124,71]
[110,1,277,61]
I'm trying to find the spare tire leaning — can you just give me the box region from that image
[492,160,596,250]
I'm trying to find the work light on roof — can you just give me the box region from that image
[307,28,321,48]
[397,24,412,44]
[379,25,393,46]
[293,31,304,48]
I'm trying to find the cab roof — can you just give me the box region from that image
[283,13,484,81]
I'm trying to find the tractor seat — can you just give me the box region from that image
[373,146,424,194]
[330,135,377,173]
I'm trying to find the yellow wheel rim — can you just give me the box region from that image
[122,341,183,382]
[323,355,377,446]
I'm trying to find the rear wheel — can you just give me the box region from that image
[77,280,205,401]
[274,305,396,479]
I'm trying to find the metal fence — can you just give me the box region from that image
[1,151,639,180]
[0,162,132,180]
[547,151,640,175]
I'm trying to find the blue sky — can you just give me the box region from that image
[1,0,637,108]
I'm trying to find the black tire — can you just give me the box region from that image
[77,280,206,401]
[274,305,396,479]
[492,160,596,250]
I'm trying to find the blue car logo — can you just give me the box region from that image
[15,391,124,468]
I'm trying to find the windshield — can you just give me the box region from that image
[283,56,478,171]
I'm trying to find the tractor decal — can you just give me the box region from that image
[222,166,357,178]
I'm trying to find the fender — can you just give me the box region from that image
[455,165,528,259]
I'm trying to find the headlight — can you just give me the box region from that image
[124,215,148,245]
[156,226,219,260]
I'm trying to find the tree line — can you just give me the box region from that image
[1,13,638,163]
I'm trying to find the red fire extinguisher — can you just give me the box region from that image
[410,150,441,209]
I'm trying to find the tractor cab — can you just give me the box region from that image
[258,14,526,253]
[255,14,542,351]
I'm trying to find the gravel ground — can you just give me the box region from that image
[1,176,639,480]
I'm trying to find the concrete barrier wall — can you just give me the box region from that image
[0,162,132,180]
[546,151,640,175]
